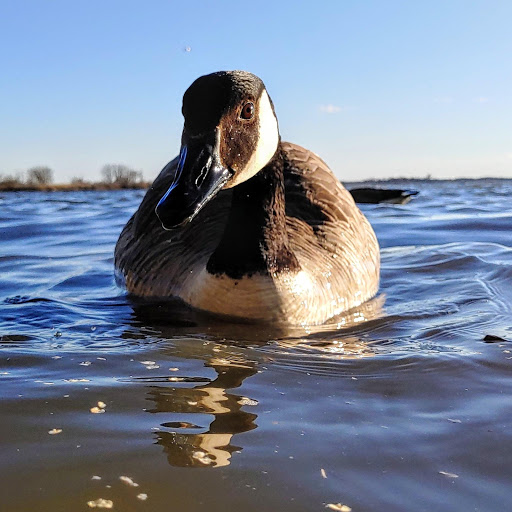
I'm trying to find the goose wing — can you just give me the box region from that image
[282,141,380,307]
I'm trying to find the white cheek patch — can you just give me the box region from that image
[228,90,279,187]
[252,90,279,175]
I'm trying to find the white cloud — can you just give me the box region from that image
[473,96,490,103]
[319,104,342,114]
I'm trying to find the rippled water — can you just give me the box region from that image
[1,181,511,511]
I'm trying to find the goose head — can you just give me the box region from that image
[156,71,279,229]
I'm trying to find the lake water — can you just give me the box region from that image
[1,180,511,511]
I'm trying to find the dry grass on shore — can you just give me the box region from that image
[0,164,151,192]
[0,181,151,192]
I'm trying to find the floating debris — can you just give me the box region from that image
[447,418,462,423]
[97,357,107,361]
[48,428,62,435]
[87,498,113,508]
[119,476,139,487]
[91,476,102,480]
[321,468,327,479]
[326,504,351,512]
[238,397,259,406]
[65,378,90,383]
[439,470,459,478]
[187,400,198,406]
[169,367,179,372]
[89,401,107,414]
[80,361,92,366]
[52,356,62,360]
[137,493,148,501]
[140,360,159,370]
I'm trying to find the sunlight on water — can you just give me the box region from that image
[1,181,512,511]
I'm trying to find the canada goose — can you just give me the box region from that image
[349,187,419,204]
[115,71,380,325]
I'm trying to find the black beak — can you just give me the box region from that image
[155,137,232,230]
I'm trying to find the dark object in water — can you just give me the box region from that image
[349,187,419,204]
[483,334,509,343]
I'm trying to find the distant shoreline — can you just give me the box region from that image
[0,176,510,193]
[0,182,152,192]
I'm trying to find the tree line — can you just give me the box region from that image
[0,164,148,190]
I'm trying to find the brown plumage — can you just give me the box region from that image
[115,71,380,325]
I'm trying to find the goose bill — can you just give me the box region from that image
[155,143,232,230]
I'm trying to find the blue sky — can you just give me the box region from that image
[1,0,511,182]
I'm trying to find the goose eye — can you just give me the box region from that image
[240,102,254,120]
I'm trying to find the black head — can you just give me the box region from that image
[156,71,280,229]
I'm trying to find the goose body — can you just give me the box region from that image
[115,71,380,325]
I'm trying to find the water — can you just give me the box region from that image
[1,180,512,511]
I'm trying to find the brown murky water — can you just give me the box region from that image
[1,182,512,511]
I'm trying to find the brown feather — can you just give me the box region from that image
[115,142,379,325]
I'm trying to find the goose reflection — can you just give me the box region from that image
[127,294,385,468]
[144,359,258,468]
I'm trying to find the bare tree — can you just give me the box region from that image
[0,171,25,188]
[27,166,53,185]
[101,164,143,187]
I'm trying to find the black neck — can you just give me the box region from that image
[207,147,299,279]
